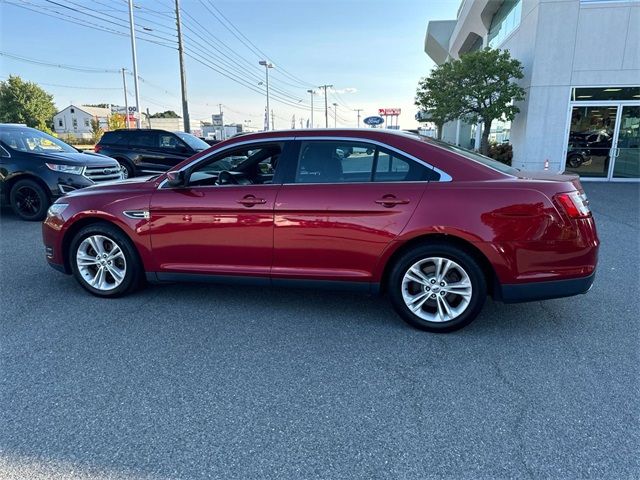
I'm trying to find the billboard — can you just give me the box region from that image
[378,108,401,116]
[212,114,223,127]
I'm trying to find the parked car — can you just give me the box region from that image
[0,124,122,221]
[95,129,210,178]
[566,142,591,169]
[43,129,599,332]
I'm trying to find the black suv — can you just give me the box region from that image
[95,129,210,177]
[0,124,123,221]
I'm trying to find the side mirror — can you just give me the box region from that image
[178,145,190,153]
[166,170,186,187]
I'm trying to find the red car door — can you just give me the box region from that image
[148,142,283,280]
[272,140,434,285]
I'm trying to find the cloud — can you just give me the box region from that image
[330,87,357,94]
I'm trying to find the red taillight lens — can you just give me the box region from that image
[555,191,591,219]
[94,144,102,153]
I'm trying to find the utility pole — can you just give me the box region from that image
[121,68,129,129]
[218,103,224,140]
[174,0,190,133]
[318,84,333,128]
[127,0,142,128]
[259,60,274,130]
[354,108,363,128]
[271,110,275,130]
[332,103,338,128]
[306,89,315,128]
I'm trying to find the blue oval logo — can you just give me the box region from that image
[363,116,384,126]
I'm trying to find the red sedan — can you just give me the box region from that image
[42,129,599,332]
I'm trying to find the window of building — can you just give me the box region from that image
[487,0,522,48]
[572,87,640,102]
[70,108,75,114]
[72,119,78,129]
[58,119,63,127]
[84,119,90,127]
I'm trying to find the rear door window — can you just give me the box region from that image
[295,141,375,183]
[130,132,157,148]
[374,148,440,182]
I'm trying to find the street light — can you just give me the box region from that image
[332,102,338,128]
[306,89,315,128]
[258,60,274,130]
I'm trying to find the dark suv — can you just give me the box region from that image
[0,124,122,221]
[95,129,210,177]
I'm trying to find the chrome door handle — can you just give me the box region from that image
[237,196,267,207]
[375,196,410,207]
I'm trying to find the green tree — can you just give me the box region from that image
[90,116,104,143]
[108,113,125,131]
[415,61,460,140]
[415,48,525,154]
[0,75,57,131]
[149,110,180,118]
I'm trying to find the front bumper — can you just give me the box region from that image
[496,271,596,303]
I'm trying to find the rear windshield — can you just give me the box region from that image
[174,132,209,150]
[399,131,519,176]
[427,138,519,175]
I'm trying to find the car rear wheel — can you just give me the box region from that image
[70,223,143,297]
[9,179,49,221]
[388,243,487,332]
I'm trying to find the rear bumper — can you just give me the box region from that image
[496,271,596,303]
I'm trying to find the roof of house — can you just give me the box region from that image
[54,104,110,118]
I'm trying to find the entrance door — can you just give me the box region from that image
[612,106,640,179]
[564,105,617,178]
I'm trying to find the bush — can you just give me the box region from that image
[487,142,512,166]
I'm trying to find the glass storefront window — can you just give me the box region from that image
[565,106,616,177]
[487,0,522,48]
[613,106,640,178]
[572,87,640,101]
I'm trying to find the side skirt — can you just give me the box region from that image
[146,272,380,294]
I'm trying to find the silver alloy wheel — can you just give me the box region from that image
[401,257,472,323]
[76,235,127,291]
[119,164,129,179]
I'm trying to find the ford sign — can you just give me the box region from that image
[363,116,384,126]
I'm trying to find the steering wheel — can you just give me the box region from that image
[215,170,238,185]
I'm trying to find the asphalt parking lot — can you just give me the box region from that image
[0,183,638,479]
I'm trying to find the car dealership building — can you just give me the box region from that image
[424,0,639,181]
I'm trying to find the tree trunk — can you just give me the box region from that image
[436,122,443,140]
[480,119,492,156]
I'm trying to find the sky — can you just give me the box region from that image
[0,0,460,129]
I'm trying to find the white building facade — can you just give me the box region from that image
[53,105,110,140]
[425,0,640,181]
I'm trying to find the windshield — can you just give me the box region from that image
[174,132,209,150]
[0,128,77,153]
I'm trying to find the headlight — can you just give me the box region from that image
[46,163,85,175]
[47,203,69,217]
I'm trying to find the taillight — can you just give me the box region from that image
[554,191,591,219]
[94,144,102,153]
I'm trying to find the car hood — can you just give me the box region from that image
[35,151,118,167]
[64,175,156,198]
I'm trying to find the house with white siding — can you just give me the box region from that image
[53,105,110,140]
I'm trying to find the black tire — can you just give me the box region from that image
[69,222,144,297]
[567,155,581,168]
[9,179,49,221]
[388,243,487,333]
[116,158,135,178]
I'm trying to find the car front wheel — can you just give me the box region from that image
[9,179,49,221]
[388,243,487,332]
[70,223,143,297]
